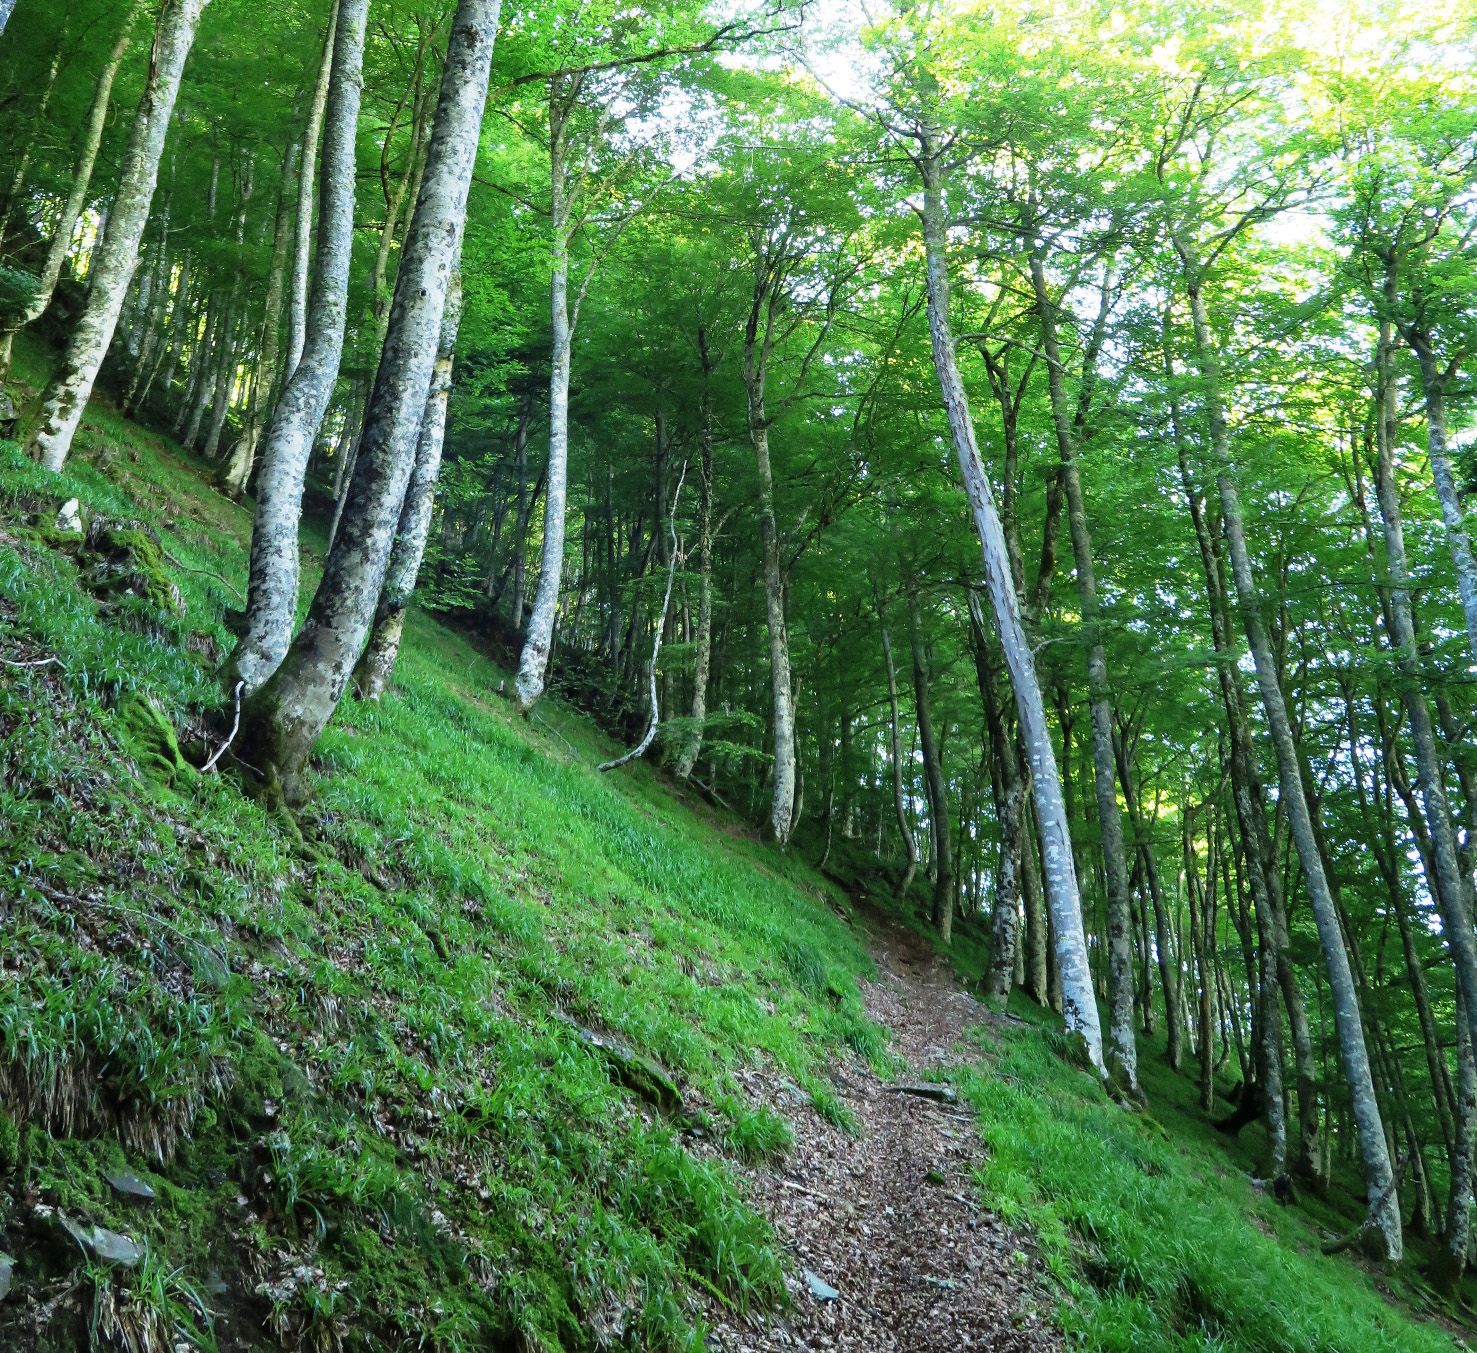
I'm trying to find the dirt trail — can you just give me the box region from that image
[707,904,1061,1352]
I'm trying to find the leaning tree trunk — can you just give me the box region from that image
[514,79,578,715]
[284,0,338,385]
[238,0,501,802]
[354,271,462,700]
[1030,246,1139,1099]
[0,1,16,39]
[27,0,211,473]
[1179,253,1401,1259]
[918,138,1104,1076]
[224,0,367,696]
[0,1,142,382]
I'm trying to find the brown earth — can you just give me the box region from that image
[705,903,1062,1353]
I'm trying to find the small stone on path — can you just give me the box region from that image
[804,1268,839,1301]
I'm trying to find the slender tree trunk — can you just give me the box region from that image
[285,0,339,385]
[740,255,797,845]
[225,0,368,695]
[675,333,717,781]
[907,580,953,941]
[1030,248,1139,1097]
[879,614,920,894]
[515,78,579,715]
[27,0,211,472]
[238,0,500,800]
[918,140,1103,1075]
[222,139,300,496]
[354,272,461,699]
[0,3,142,381]
[1178,256,1400,1258]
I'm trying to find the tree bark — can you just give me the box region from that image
[674,329,718,781]
[238,0,501,801]
[880,611,920,896]
[354,272,462,700]
[225,0,368,695]
[27,0,211,473]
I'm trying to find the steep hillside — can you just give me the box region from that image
[0,346,1470,1351]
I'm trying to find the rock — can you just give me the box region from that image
[803,1268,839,1301]
[55,1213,145,1268]
[921,1275,958,1291]
[55,498,83,533]
[886,1082,957,1104]
[0,389,16,440]
[0,1252,13,1301]
[88,1226,145,1267]
[105,1168,156,1201]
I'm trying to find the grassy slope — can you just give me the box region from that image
[0,337,1468,1351]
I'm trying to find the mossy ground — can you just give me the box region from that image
[1,334,1471,1351]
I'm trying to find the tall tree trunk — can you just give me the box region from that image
[222,138,300,497]
[284,0,339,385]
[225,0,367,695]
[238,0,500,801]
[879,613,920,895]
[1177,252,1400,1258]
[674,330,717,781]
[739,248,798,845]
[1030,247,1139,1098]
[27,0,211,473]
[354,272,461,699]
[907,580,953,942]
[515,77,581,716]
[0,2,143,381]
[918,138,1104,1076]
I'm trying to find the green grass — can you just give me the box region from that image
[0,334,1468,1351]
[0,341,884,1350]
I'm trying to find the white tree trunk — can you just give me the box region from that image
[240,0,501,800]
[27,0,211,473]
[225,0,367,695]
[285,0,338,385]
[917,142,1105,1076]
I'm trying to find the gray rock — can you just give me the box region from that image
[803,1268,839,1301]
[55,498,83,533]
[106,1169,156,1201]
[87,1226,144,1267]
[886,1082,957,1105]
[0,1252,13,1301]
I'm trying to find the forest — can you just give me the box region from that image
[1,0,1477,1348]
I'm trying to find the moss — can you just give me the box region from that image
[115,690,189,785]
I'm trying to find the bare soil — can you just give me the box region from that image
[706,904,1062,1352]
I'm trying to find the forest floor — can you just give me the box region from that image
[705,900,1058,1352]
